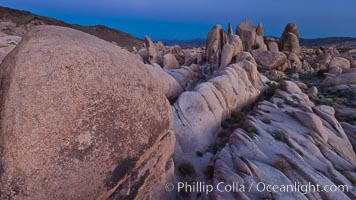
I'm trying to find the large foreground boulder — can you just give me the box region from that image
[0,25,175,200]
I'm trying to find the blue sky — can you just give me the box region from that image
[1,0,356,40]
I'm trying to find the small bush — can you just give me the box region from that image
[277,102,284,108]
[314,98,335,106]
[316,69,327,78]
[204,165,214,179]
[345,174,356,185]
[231,111,244,122]
[262,118,272,124]
[284,99,298,107]
[273,159,292,174]
[245,127,257,138]
[273,131,287,143]
[196,151,203,157]
[263,84,278,100]
[214,142,225,152]
[291,95,300,102]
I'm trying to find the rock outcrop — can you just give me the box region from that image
[0,21,22,64]
[166,64,202,91]
[251,49,288,71]
[236,20,256,52]
[0,25,175,200]
[266,37,279,52]
[163,53,180,69]
[329,56,351,73]
[255,23,267,51]
[324,71,356,86]
[236,20,267,52]
[145,63,184,100]
[173,60,265,182]
[144,35,163,65]
[213,81,356,200]
[279,23,301,56]
[205,24,227,67]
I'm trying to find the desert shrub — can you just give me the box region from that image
[245,127,257,138]
[231,111,244,122]
[196,151,203,157]
[273,131,287,143]
[314,98,335,106]
[262,118,272,124]
[178,163,195,176]
[262,84,278,101]
[284,99,298,107]
[345,174,356,185]
[214,142,225,153]
[204,165,214,179]
[272,159,292,174]
[316,69,327,78]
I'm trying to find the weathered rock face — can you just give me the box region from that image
[144,35,157,61]
[279,23,301,56]
[163,53,180,69]
[255,23,267,51]
[173,60,265,182]
[0,26,175,200]
[183,47,204,66]
[236,20,256,52]
[213,81,356,200]
[329,56,351,72]
[288,52,302,71]
[219,35,243,70]
[145,63,184,101]
[251,49,287,70]
[220,43,235,70]
[0,25,22,64]
[342,122,356,152]
[144,35,164,66]
[205,24,226,66]
[166,64,202,91]
[266,37,279,52]
[227,23,233,36]
[236,52,257,65]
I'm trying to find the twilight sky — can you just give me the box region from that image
[1,0,356,40]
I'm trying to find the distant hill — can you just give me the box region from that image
[160,37,356,49]
[299,37,356,49]
[0,6,144,49]
[2,6,355,50]
[159,39,206,48]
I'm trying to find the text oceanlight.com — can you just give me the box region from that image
[165,182,349,194]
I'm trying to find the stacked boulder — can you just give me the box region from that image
[236,20,257,52]
[279,23,301,56]
[236,20,267,52]
[219,34,244,70]
[205,24,227,68]
[266,37,279,52]
[139,36,185,69]
[255,23,268,51]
